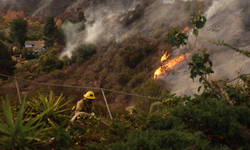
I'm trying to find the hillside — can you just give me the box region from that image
[1,0,250,149]
[0,0,142,19]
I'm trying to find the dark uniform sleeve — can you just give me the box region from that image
[83,100,93,113]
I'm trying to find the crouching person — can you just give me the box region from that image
[71,91,96,120]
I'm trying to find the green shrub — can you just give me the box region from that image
[18,59,39,73]
[120,129,210,150]
[39,48,63,73]
[116,73,131,86]
[71,43,97,64]
[28,91,71,127]
[130,72,147,88]
[22,48,38,60]
[171,97,250,149]
[0,41,16,79]
[119,36,155,69]
[0,97,51,149]
[133,79,162,98]
[133,79,163,114]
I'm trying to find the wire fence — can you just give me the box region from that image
[0,73,153,120]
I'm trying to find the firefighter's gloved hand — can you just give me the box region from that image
[91,112,95,116]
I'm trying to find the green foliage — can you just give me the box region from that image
[162,93,191,108]
[120,37,154,68]
[49,127,72,149]
[130,72,147,88]
[166,27,188,48]
[102,119,134,144]
[212,40,250,57]
[0,96,50,149]
[116,73,131,86]
[39,48,63,73]
[43,16,57,48]
[28,91,71,127]
[189,50,214,81]
[22,48,38,60]
[27,28,44,41]
[56,28,66,46]
[223,75,250,107]
[117,129,211,150]
[17,59,38,74]
[63,18,76,24]
[171,97,250,149]
[71,43,97,64]
[191,11,207,36]
[133,79,163,114]
[133,79,163,97]
[0,41,16,79]
[0,30,5,41]
[77,11,86,23]
[68,113,104,147]
[0,30,11,42]
[10,18,28,48]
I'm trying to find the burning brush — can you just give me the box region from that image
[154,26,191,79]
[154,52,190,79]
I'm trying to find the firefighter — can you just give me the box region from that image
[72,91,96,116]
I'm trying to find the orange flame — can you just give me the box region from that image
[181,27,190,33]
[154,53,191,79]
[161,51,170,62]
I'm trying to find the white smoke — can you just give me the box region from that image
[162,0,193,4]
[60,21,85,58]
[162,0,250,96]
[59,1,138,58]
[59,0,250,97]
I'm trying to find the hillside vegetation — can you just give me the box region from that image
[0,0,250,149]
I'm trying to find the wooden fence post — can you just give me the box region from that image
[14,77,22,104]
[101,89,113,120]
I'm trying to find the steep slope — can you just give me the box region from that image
[0,0,77,17]
[0,0,142,19]
[1,0,250,98]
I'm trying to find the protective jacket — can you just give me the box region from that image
[75,98,93,114]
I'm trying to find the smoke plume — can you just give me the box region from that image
[162,0,250,96]
[59,0,250,97]
[60,1,140,58]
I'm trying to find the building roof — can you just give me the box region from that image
[25,41,44,50]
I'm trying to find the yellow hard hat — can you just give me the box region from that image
[84,91,95,100]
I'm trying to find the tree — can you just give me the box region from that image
[10,18,27,48]
[77,11,86,23]
[39,48,63,73]
[71,43,97,64]
[43,16,57,48]
[3,10,25,26]
[0,41,16,79]
[77,11,86,31]
[55,28,66,46]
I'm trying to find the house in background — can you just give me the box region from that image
[25,41,45,54]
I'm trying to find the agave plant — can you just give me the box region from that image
[0,96,50,149]
[28,91,71,127]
